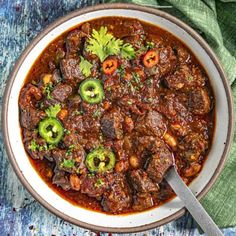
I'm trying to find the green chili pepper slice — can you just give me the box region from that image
[39,117,64,144]
[79,79,104,104]
[85,147,116,173]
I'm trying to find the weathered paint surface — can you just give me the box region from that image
[0,1,236,235]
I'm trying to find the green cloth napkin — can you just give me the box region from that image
[103,0,236,228]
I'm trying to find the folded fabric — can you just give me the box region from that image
[103,0,236,228]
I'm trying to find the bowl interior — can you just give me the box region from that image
[4,6,232,232]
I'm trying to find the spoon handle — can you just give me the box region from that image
[165,167,223,236]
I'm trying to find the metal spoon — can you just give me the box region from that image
[165,166,223,236]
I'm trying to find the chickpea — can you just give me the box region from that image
[57,109,68,120]
[70,173,81,191]
[124,116,134,133]
[129,155,139,169]
[43,74,52,85]
[164,133,177,150]
[184,163,201,177]
[103,101,110,110]
[115,160,129,173]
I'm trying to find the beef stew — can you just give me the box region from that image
[19,17,215,214]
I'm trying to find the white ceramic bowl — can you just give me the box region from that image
[2,3,234,233]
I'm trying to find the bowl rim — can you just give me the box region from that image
[2,3,234,234]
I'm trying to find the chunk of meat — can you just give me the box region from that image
[51,83,72,102]
[188,88,211,115]
[81,22,91,35]
[113,140,126,160]
[165,65,205,91]
[102,174,132,213]
[135,111,167,137]
[157,180,174,201]
[129,169,159,193]
[65,27,88,56]
[176,46,191,64]
[157,92,193,136]
[25,137,52,161]
[60,58,84,84]
[178,132,209,162]
[20,108,45,130]
[52,146,85,174]
[117,96,150,115]
[80,174,108,199]
[63,132,80,147]
[132,193,154,211]
[122,20,145,49]
[146,140,173,183]
[51,69,62,83]
[101,108,124,139]
[133,135,156,156]
[68,94,82,108]
[154,46,177,78]
[52,169,71,191]
[19,84,42,109]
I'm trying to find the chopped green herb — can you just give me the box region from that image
[88,173,95,178]
[48,144,56,150]
[127,81,136,93]
[39,102,45,109]
[146,41,155,49]
[127,100,133,105]
[146,78,153,85]
[106,86,112,91]
[94,178,104,188]
[136,46,147,55]
[121,43,135,60]
[43,82,53,99]
[133,72,141,84]
[186,76,193,81]
[66,145,75,156]
[45,104,61,118]
[61,159,75,168]
[75,110,83,115]
[117,65,125,78]
[28,139,54,152]
[79,56,93,77]
[93,109,102,118]
[28,139,39,151]
[64,129,71,135]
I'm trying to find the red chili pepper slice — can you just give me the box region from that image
[143,50,159,68]
[102,59,118,75]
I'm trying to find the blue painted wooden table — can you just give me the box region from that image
[0,1,236,235]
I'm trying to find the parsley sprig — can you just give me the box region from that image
[79,56,93,77]
[45,104,61,118]
[86,26,135,62]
